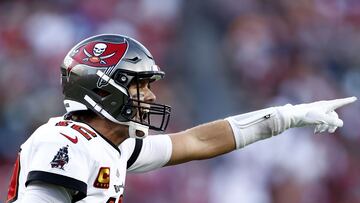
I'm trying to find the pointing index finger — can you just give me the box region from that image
[326,96,357,111]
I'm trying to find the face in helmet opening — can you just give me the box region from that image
[129,79,155,121]
[119,75,171,132]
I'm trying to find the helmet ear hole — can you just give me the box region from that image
[92,88,110,97]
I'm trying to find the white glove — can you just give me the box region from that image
[226,97,357,149]
[277,97,357,134]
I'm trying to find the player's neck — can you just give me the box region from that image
[87,117,129,146]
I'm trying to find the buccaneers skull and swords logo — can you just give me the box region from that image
[70,40,129,87]
[83,43,116,64]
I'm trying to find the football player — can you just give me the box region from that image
[6,34,356,203]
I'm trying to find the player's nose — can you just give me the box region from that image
[145,89,156,103]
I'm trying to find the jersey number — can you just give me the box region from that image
[7,152,21,203]
[56,121,97,141]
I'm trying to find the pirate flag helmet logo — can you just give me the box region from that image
[69,39,128,87]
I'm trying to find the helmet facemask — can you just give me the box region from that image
[118,72,171,133]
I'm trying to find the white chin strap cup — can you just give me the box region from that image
[128,121,149,139]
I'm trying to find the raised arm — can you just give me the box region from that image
[166,97,357,166]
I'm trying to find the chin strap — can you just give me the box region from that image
[82,95,149,139]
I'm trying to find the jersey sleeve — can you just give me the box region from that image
[23,125,92,201]
[20,182,72,203]
[122,135,172,173]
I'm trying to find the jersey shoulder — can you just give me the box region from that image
[26,117,98,149]
[20,117,93,201]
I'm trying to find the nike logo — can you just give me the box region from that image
[60,133,78,144]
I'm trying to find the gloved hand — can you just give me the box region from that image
[226,97,357,149]
[277,97,357,134]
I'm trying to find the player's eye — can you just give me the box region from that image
[138,80,151,89]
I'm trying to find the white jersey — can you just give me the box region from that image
[7,117,172,203]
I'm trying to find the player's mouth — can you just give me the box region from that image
[138,106,150,124]
[140,110,149,123]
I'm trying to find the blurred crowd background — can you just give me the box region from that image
[1,0,360,202]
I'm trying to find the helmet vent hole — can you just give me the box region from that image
[124,57,141,64]
[92,88,110,97]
